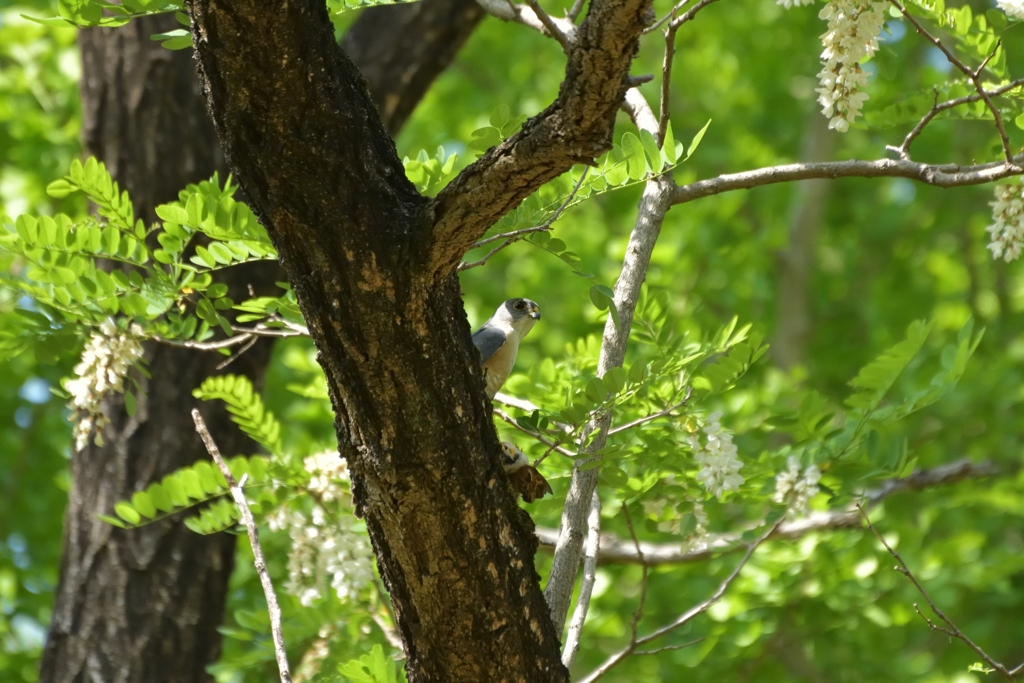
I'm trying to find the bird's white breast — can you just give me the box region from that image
[482,323,520,398]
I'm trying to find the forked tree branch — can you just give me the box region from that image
[428,0,653,276]
[887,78,1024,160]
[888,0,1013,162]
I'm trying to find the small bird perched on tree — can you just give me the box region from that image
[472,298,541,399]
[472,298,551,502]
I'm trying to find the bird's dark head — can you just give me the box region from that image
[505,298,541,322]
[493,298,540,338]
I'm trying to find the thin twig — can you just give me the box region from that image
[888,78,1024,159]
[889,0,1013,162]
[567,0,585,21]
[192,409,292,683]
[634,639,703,656]
[154,321,309,351]
[493,408,578,457]
[659,24,678,145]
[667,0,722,29]
[457,240,517,271]
[651,0,711,145]
[577,519,782,683]
[607,387,692,436]
[474,0,577,42]
[536,459,1001,565]
[154,332,256,350]
[645,0,692,33]
[911,603,958,637]
[857,505,1018,681]
[232,326,308,338]
[525,0,571,50]
[493,393,573,434]
[887,86,940,160]
[656,0,722,143]
[251,317,310,336]
[561,490,602,669]
[215,333,259,370]
[975,40,1001,77]
[622,505,649,642]
[533,440,563,467]
[458,168,589,271]
[469,225,552,249]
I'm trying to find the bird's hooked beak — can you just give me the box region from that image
[529,305,541,321]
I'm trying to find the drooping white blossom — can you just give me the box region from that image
[815,0,887,132]
[268,452,374,607]
[63,318,144,451]
[689,411,745,500]
[997,0,1024,20]
[986,184,1024,262]
[773,455,822,516]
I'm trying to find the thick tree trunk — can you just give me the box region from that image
[40,4,487,682]
[184,0,649,679]
[187,2,568,681]
[39,15,264,683]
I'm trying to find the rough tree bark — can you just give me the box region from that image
[40,4,484,681]
[184,0,651,680]
[39,16,250,683]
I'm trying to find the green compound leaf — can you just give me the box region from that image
[193,374,283,455]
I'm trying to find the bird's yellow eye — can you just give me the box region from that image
[513,301,526,310]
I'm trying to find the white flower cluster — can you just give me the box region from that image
[816,0,886,132]
[63,318,144,451]
[772,455,821,516]
[998,0,1024,20]
[986,184,1024,262]
[688,411,745,499]
[268,452,374,607]
[777,0,815,8]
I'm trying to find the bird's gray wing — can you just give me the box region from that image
[472,326,508,364]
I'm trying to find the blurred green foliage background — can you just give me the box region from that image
[2,0,1023,680]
